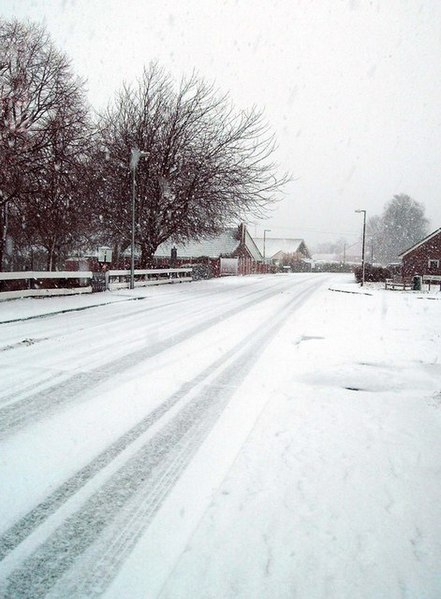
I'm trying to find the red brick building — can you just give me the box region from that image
[399,228,441,278]
[154,224,268,276]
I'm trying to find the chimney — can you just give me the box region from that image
[239,223,246,243]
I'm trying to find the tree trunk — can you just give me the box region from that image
[46,242,57,271]
[112,242,120,268]
[0,235,4,275]
[0,203,7,272]
[140,242,157,268]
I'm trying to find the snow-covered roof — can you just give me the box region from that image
[155,226,264,261]
[155,228,244,259]
[254,238,309,259]
[399,228,441,258]
[243,229,263,261]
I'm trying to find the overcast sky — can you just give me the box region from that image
[2,0,441,247]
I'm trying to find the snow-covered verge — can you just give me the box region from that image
[0,288,160,323]
[108,275,441,598]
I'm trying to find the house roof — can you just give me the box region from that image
[254,238,310,259]
[242,228,263,261]
[398,228,441,258]
[155,226,263,260]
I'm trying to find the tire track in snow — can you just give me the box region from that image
[0,278,320,560]
[0,279,308,439]
[0,280,321,598]
[0,276,268,349]
[0,297,223,406]
[0,282,264,375]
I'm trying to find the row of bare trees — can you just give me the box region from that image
[1,19,287,271]
[0,19,93,270]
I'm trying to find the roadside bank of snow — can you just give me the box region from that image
[329,277,441,299]
[0,291,145,323]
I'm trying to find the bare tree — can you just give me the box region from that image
[368,194,429,264]
[0,19,90,269]
[366,214,384,263]
[95,64,288,266]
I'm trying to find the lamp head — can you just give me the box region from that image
[130,148,149,171]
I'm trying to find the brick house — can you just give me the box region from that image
[399,228,441,278]
[154,224,266,276]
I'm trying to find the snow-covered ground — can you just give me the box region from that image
[0,274,440,598]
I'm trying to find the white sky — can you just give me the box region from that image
[2,0,441,247]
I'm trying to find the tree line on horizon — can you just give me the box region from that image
[314,195,430,265]
[0,19,288,271]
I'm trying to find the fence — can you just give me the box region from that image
[106,268,192,290]
[422,274,441,291]
[0,268,193,301]
[0,271,93,301]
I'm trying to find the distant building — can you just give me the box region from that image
[399,227,441,278]
[312,251,360,267]
[312,253,342,265]
[311,239,374,267]
[253,237,311,266]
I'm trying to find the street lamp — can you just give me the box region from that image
[130,148,148,290]
[263,229,271,262]
[355,209,367,286]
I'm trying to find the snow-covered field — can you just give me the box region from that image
[0,274,440,598]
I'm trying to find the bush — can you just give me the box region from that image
[187,263,214,280]
[354,264,391,283]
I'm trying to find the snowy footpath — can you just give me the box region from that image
[0,274,440,598]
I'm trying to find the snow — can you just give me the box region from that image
[0,290,144,324]
[0,274,440,598]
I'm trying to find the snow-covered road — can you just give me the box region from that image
[0,274,440,598]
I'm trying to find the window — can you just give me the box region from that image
[428,259,439,269]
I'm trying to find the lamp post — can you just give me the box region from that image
[355,209,367,286]
[263,229,271,262]
[130,148,148,290]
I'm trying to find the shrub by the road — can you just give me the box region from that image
[354,264,391,283]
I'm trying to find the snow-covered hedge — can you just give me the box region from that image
[354,264,391,283]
